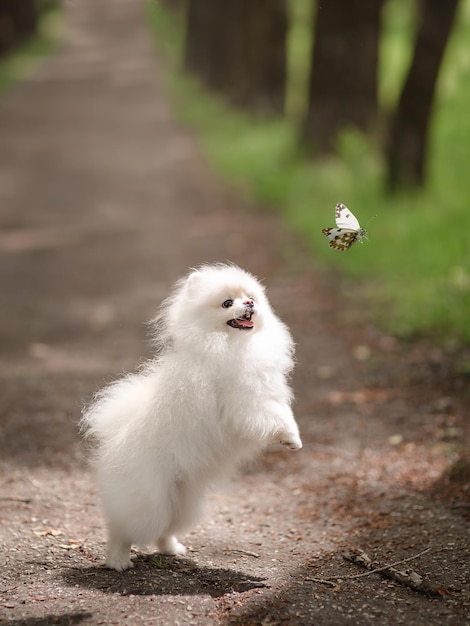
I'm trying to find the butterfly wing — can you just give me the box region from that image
[322,203,368,251]
[335,202,361,231]
[322,227,358,251]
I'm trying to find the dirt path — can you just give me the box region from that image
[0,1,468,624]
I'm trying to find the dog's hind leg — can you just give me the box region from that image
[106,531,133,571]
[156,535,187,555]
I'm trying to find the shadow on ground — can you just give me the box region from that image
[62,556,268,598]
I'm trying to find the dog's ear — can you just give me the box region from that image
[185,270,203,296]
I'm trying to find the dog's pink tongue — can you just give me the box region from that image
[237,318,254,328]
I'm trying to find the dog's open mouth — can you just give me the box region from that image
[227,311,254,330]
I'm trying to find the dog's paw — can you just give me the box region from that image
[157,535,187,556]
[106,554,134,571]
[280,433,302,451]
[106,538,134,571]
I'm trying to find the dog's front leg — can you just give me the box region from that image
[266,401,302,450]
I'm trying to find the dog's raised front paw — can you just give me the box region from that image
[280,433,302,450]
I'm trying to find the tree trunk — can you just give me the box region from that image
[232,0,287,114]
[184,0,287,115]
[302,0,384,156]
[0,0,37,57]
[386,0,460,191]
[184,0,219,85]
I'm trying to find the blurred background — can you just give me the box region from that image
[1,0,470,349]
[1,4,469,614]
[149,0,470,349]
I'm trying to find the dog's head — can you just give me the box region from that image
[182,264,267,335]
[156,264,272,352]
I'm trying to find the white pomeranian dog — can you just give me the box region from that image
[81,263,302,571]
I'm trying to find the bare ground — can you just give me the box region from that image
[0,1,469,624]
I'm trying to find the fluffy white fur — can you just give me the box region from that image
[81,263,301,571]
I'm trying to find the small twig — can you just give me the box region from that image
[342,546,432,580]
[342,546,444,597]
[307,546,444,596]
[305,577,338,588]
[224,549,260,559]
[0,496,31,504]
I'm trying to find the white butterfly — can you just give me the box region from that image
[322,202,368,251]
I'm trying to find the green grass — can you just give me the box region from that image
[0,7,62,96]
[145,0,470,346]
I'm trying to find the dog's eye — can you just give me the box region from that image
[222,299,233,309]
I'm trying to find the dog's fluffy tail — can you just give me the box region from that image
[80,373,155,445]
